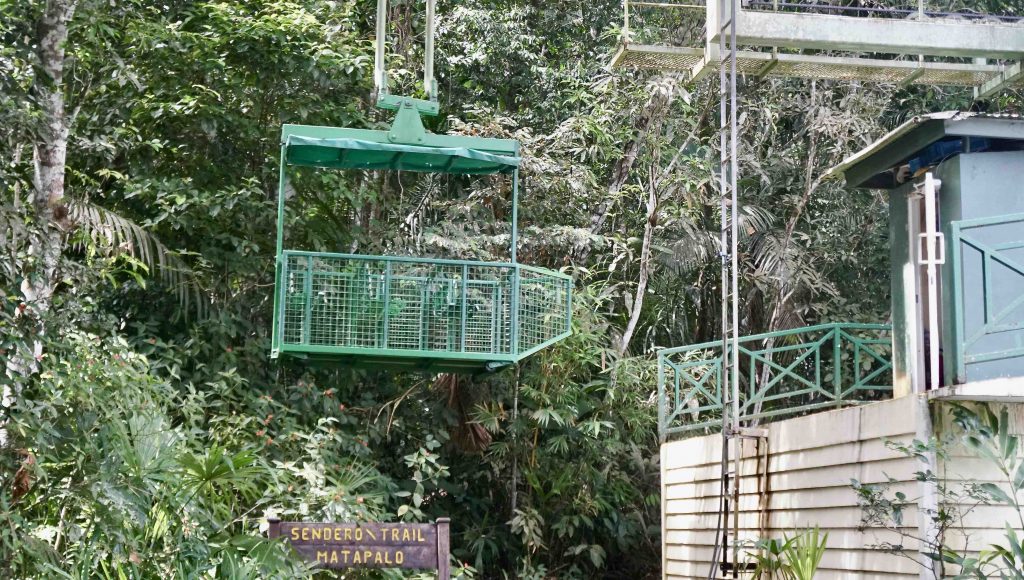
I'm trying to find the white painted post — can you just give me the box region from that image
[918,172,944,580]
[922,173,944,392]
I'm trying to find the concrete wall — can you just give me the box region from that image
[662,396,1024,579]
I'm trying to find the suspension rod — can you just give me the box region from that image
[374,0,439,103]
[375,0,388,94]
[425,0,436,101]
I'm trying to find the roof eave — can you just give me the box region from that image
[826,112,1024,189]
[823,112,960,188]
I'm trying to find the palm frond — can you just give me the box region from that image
[739,204,777,237]
[658,223,716,274]
[67,200,206,318]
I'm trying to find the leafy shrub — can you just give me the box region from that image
[750,527,828,580]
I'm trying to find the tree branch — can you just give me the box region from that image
[618,165,658,358]
[575,76,680,266]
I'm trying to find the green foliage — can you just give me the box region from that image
[1,330,306,578]
[782,527,828,580]
[4,0,1023,578]
[942,404,1024,579]
[750,527,829,580]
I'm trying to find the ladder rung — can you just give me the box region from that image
[729,426,769,439]
[721,562,758,572]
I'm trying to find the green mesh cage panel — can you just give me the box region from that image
[274,252,571,367]
[517,266,573,355]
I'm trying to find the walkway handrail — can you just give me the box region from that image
[657,323,893,439]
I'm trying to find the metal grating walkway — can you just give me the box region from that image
[610,44,1013,88]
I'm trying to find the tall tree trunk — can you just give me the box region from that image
[28,0,76,310]
[753,86,824,418]
[616,103,709,357]
[2,0,78,446]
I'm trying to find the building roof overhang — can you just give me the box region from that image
[825,112,1024,189]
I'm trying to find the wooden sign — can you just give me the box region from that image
[268,518,450,579]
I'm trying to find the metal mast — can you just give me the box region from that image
[713,0,742,576]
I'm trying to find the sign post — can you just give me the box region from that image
[268,518,450,579]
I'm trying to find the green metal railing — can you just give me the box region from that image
[271,251,572,366]
[949,212,1024,384]
[657,323,893,439]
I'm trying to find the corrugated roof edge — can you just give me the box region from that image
[824,111,1024,186]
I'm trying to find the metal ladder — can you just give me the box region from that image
[716,427,769,578]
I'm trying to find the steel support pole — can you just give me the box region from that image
[510,170,521,356]
[728,3,741,575]
[918,172,943,580]
[923,173,943,392]
[717,0,730,437]
[375,0,388,93]
[424,0,436,100]
[511,169,519,264]
[728,0,741,446]
[916,393,942,580]
[271,145,289,356]
[716,0,742,576]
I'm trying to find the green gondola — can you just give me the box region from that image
[269,1,572,373]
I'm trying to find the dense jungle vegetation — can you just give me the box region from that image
[1,0,1022,578]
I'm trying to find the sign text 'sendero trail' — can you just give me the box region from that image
[268,519,450,578]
